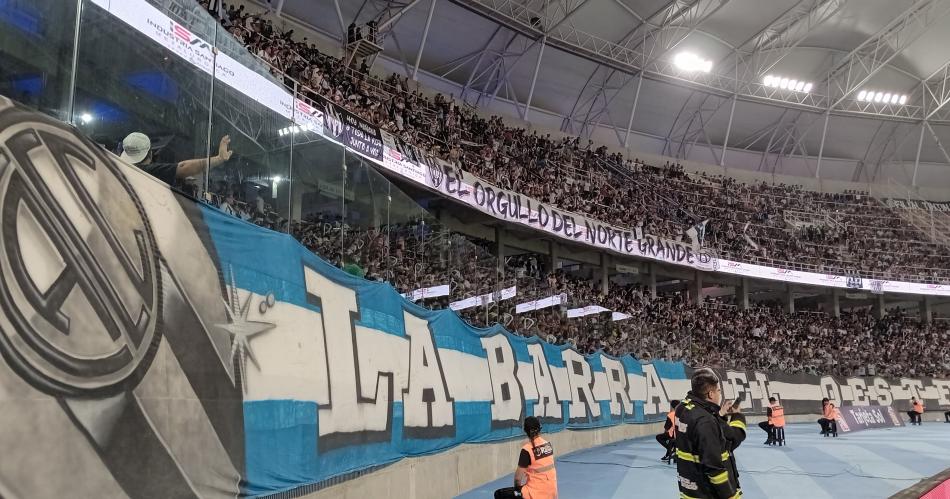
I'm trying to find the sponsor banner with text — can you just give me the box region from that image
[836,405,905,433]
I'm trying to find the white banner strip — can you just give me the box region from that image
[611,312,632,322]
[449,286,517,311]
[566,305,610,318]
[515,294,565,314]
[402,284,450,302]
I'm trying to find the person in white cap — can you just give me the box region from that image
[119,132,233,185]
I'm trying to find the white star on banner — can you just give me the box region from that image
[215,269,275,393]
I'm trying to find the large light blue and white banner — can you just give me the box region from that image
[206,209,690,494]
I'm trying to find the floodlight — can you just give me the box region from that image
[80,113,93,124]
[803,83,813,93]
[764,75,774,86]
[858,90,867,101]
[899,95,908,105]
[794,81,805,92]
[674,52,694,69]
[874,92,884,102]
[674,51,712,72]
[883,93,892,104]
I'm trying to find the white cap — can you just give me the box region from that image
[119,132,151,165]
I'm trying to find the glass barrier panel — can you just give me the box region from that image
[290,132,345,266]
[208,24,291,230]
[0,0,78,121]
[73,0,214,195]
[207,80,292,231]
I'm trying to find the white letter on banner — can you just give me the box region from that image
[402,311,455,435]
[526,343,562,420]
[899,378,924,402]
[480,335,524,424]
[561,350,600,421]
[305,266,401,448]
[725,371,752,410]
[846,378,870,406]
[872,377,893,405]
[748,372,771,408]
[641,364,669,416]
[933,379,950,406]
[819,376,842,405]
[600,357,633,417]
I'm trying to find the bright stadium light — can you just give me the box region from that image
[80,113,93,124]
[674,51,712,73]
[763,74,813,93]
[860,89,908,105]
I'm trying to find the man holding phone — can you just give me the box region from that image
[674,368,747,499]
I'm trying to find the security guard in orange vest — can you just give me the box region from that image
[494,416,558,499]
[758,397,784,445]
[675,368,746,499]
[907,397,925,425]
[657,400,681,462]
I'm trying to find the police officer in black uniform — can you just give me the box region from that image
[675,368,746,499]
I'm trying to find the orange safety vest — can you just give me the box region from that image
[913,401,924,414]
[521,437,558,499]
[666,410,677,437]
[768,403,786,428]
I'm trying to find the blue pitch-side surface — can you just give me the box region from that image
[458,423,950,498]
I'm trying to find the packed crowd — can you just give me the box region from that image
[210,182,949,378]
[496,272,950,378]
[196,2,950,378]
[200,1,950,284]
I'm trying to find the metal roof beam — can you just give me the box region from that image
[449,0,948,123]
[572,0,730,133]
[923,60,950,120]
[733,0,847,81]
[826,0,950,109]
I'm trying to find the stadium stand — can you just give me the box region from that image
[188,1,950,379]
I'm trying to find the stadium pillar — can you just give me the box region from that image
[547,240,559,273]
[692,271,704,306]
[784,284,795,314]
[411,0,438,80]
[737,278,749,310]
[495,226,505,278]
[600,253,610,295]
[920,295,932,324]
[647,264,657,298]
[873,293,885,319]
[827,289,840,318]
[815,110,830,179]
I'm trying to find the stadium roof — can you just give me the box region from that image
[269,0,950,185]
